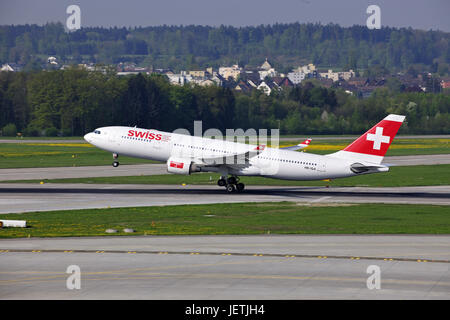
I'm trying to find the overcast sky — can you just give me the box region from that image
[1,0,449,32]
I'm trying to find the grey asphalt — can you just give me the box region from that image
[0,154,448,182]
[0,183,449,214]
[0,163,167,181]
[0,235,449,299]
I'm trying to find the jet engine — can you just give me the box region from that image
[166,157,201,175]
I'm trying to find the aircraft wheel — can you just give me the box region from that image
[236,183,245,192]
[226,184,236,193]
[112,161,119,168]
[227,176,237,185]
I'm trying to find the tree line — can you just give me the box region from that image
[0,69,449,136]
[1,22,449,75]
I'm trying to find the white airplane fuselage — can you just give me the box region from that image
[84,126,369,181]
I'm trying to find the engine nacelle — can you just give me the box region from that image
[166,157,200,175]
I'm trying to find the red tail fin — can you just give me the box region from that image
[329,114,405,164]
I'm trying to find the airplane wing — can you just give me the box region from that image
[280,138,312,151]
[195,144,266,166]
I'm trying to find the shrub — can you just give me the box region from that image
[2,123,17,136]
[45,127,59,137]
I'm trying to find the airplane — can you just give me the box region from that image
[282,138,312,151]
[84,114,405,193]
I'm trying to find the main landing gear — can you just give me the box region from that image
[217,176,245,193]
[112,153,119,167]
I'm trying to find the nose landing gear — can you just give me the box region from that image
[112,153,119,167]
[218,175,245,193]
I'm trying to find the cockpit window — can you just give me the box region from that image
[94,130,101,134]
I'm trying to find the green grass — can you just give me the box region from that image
[10,164,450,188]
[0,202,448,238]
[0,142,160,168]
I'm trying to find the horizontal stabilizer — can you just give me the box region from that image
[350,163,389,174]
[281,138,312,151]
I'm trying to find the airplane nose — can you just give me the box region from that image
[84,132,93,143]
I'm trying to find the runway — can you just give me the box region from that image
[0,183,449,214]
[0,235,449,299]
[0,154,448,182]
[0,163,167,181]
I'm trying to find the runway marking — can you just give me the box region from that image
[1,248,448,263]
[1,271,450,289]
[309,196,332,203]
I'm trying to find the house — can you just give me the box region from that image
[166,71,192,85]
[241,71,261,88]
[440,78,450,89]
[257,80,277,95]
[234,80,252,92]
[1,63,23,72]
[47,56,58,65]
[293,63,316,74]
[272,76,293,88]
[218,64,242,81]
[260,58,272,71]
[319,69,355,82]
[189,70,207,78]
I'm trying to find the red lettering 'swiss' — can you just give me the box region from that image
[135,131,146,138]
[127,130,162,140]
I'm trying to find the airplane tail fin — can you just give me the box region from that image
[327,114,405,164]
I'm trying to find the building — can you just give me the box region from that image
[257,80,277,95]
[234,80,252,92]
[287,71,306,85]
[272,76,294,88]
[294,63,316,74]
[189,70,207,78]
[441,79,450,89]
[260,58,272,71]
[47,56,58,65]
[1,63,22,72]
[257,58,277,80]
[319,69,355,82]
[218,64,242,81]
[166,71,192,85]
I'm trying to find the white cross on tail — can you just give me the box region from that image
[366,127,390,150]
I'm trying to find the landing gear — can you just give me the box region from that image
[218,175,245,193]
[112,153,119,167]
[226,184,236,193]
[236,182,245,192]
[217,177,227,187]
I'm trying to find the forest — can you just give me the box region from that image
[1,22,449,75]
[1,69,449,136]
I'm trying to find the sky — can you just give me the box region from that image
[1,0,449,32]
